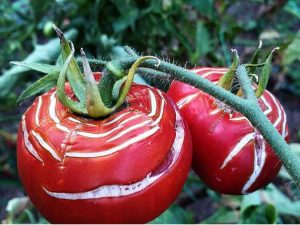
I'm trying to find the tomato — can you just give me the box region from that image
[17,73,192,223]
[167,67,289,195]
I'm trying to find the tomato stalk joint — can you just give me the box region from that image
[53,25,158,118]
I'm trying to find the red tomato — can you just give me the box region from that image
[17,74,192,223]
[167,67,289,195]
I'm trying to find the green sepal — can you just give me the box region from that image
[106,60,126,79]
[112,77,127,101]
[248,40,262,75]
[112,56,158,110]
[255,47,279,97]
[56,45,87,115]
[10,61,60,74]
[218,50,240,90]
[55,54,64,66]
[98,71,117,107]
[81,49,112,118]
[17,72,59,104]
[53,25,86,102]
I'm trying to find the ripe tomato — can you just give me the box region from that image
[17,73,192,223]
[167,67,289,195]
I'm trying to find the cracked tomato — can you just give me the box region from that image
[17,74,192,223]
[167,67,289,195]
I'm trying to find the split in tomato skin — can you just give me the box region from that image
[17,80,192,223]
[167,67,289,195]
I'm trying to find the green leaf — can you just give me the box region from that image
[240,204,277,224]
[111,0,133,15]
[30,0,53,21]
[150,205,194,224]
[113,8,139,32]
[0,178,20,188]
[283,29,300,65]
[187,0,214,19]
[182,172,206,201]
[17,72,59,104]
[0,29,77,100]
[266,184,300,217]
[37,216,49,224]
[24,209,36,224]
[10,61,60,74]
[200,207,239,224]
[284,1,300,19]
[4,196,48,224]
[240,191,277,224]
[0,92,17,109]
[192,21,212,63]
[97,35,117,55]
[6,197,30,217]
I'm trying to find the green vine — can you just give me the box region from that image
[95,55,300,186]
[15,27,300,186]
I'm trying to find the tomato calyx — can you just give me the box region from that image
[217,49,240,92]
[55,25,161,119]
[255,47,280,97]
[17,68,192,223]
[217,42,279,99]
[16,25,159,119]
[14,24,298,187]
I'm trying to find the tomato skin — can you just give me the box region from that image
[17,79,192,223]
[167,67,289,195]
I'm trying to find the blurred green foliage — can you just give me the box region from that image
[1,0,300,100]
[1,0,300,224]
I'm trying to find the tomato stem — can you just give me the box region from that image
[112,57,300,185]
[235,65,300,184]
[18,27,299,184]
[235,65,257,103]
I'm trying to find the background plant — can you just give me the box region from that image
[1,0,300,223]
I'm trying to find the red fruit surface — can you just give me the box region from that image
[167,67,289,195]
[17,76,192,223]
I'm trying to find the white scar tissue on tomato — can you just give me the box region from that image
[43,109,185,200]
